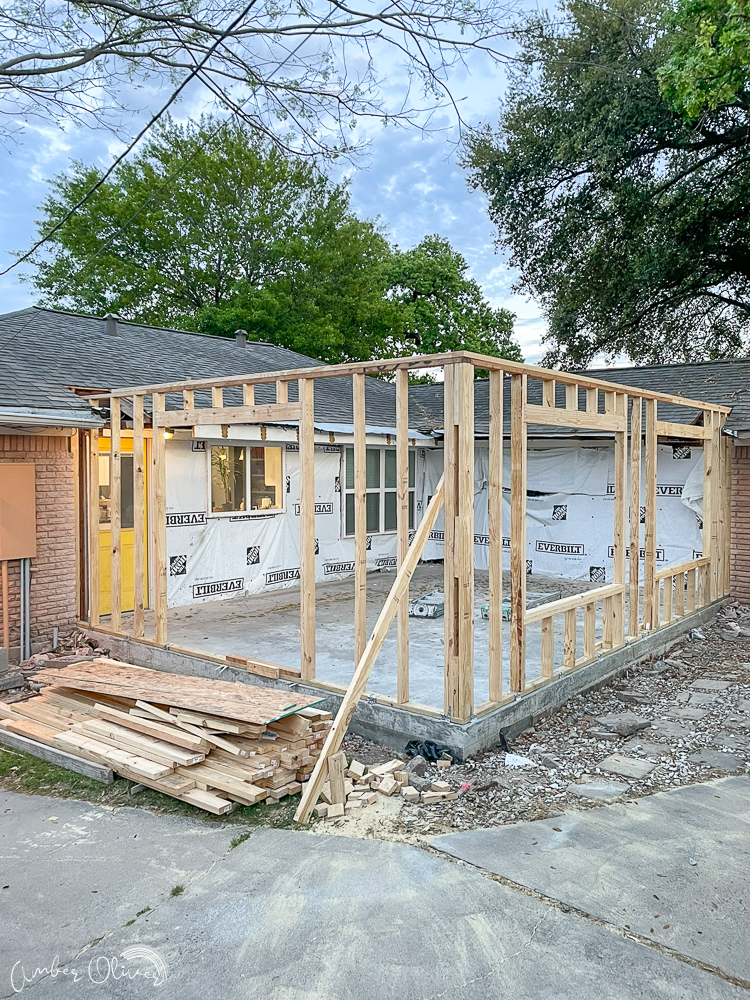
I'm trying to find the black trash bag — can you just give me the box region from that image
[404,739,453,762]
[493,731,512,753]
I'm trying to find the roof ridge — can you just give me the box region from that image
[18,306,317,358]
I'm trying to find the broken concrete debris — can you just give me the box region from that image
[566,779,631,803]
[594,711,651,738]
[599,753,657,780]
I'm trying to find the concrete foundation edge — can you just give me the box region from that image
[89,600,723,760]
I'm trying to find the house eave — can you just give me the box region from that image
[0,406,105,430]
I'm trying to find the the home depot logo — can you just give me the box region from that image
[192,577,243,598]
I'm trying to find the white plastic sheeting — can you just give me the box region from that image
[421,440,704,583]
[165,437,410,607]
[163,434,706,608]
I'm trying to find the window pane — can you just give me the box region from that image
[384,491,397,532]
[409,450,415,489]
[345,493,355,535]
[366,448,380,489]
[345,447,354,491]
[366,492,380,533]
[384,449,396,489]
[250,446,282,510]
[409,491,414,529]
[211,446,246,512]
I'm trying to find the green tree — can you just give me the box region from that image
[658,0,750,117]
[384,235,520,361]
[465,0,750,367]
[29,116,397,363]
[30,118,521,365]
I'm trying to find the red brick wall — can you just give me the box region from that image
[731,442,750,602]
[0,434,77,657]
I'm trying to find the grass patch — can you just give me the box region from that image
[229,831,252,849]
[136,907,151,917]
[0,746,300,830]
[170,885,185,897]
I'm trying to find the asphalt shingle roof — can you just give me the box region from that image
[1,307,748,434]
[0,307,400,427]
[410,359,750,436]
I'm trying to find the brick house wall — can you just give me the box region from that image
[731,442,750,603]
[0,433,77,658]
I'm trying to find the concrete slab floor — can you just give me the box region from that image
[117,565,611,709]
[431,775,750,984]
[1,789,746,999]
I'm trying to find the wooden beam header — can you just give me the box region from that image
[103,350,731,414]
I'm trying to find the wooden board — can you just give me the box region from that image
[152,404,302,427]
[0,726,115,783]
[510,373,527,692]
[396,367,410,704]
[295,476,445,824]
[109,350,731,415]
[353,373,367,667]
[488,368,503,701]
[33,659,324,725]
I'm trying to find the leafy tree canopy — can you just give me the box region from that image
[465,0,750,367]
[385,235,522,360]
[30,117,520,366]
[659,0,750,117]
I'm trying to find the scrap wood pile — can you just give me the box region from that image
[0,658,331,815]
[315,751,455,819]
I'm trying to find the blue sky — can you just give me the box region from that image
[0,19,548,362]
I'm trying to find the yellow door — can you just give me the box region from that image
[98,437,147,614]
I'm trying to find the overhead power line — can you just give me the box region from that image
[0,0,260,278]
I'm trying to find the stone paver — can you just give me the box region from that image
[712,731,749,750]
[688,692,720,707]
[621,738,670,756]
[566,779,631,802]
[690,679,731,692]
[599,753,657,780]
[690,749,746,772]
[594,711,651,737]
[668,706,708,721]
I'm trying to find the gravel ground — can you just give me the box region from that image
[340,604,750,842]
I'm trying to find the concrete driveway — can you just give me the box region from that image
[1,783,748,999]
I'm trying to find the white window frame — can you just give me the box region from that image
[207,444,285,518]
[342,446,415,537]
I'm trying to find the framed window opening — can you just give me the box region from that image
[209,445,283,515]
[344,446,415,536]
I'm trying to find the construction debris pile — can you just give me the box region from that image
[314,751,454,819]
[0,658,331,814]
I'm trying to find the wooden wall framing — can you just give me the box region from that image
[79,351,731,824]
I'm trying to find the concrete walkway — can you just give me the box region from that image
[433,776,750,985]
[1,783,748,999]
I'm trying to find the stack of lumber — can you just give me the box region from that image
[314,754,458,819]
[0,658,331,815]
